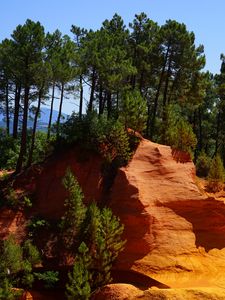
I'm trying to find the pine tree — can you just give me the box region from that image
[120,89,147,132]
[196,151,211,177]
[66,242,92,300]
[94,207,126,288]
[60,168,86,249]
[207,154,225,192]
[11,19,46,173]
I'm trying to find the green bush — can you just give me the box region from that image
[0,129,20,169]
[59,112,131,164]
[0,235,42,291]
[163,105,197,156]
[196,151,211,177]
[0,279,21,300]
[119,89,147,133]
[207,154,225,192]
[27,131,56,164]
[34,271,59,288]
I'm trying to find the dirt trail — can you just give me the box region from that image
[110,139,225,288]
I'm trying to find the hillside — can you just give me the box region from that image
[1,139,225,299]
[0,107,68,132]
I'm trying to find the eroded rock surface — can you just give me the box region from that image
[110,139,225,288]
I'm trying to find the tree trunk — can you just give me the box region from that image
[27,88,42,167]
[107,91,112,119]
[13,84,21,139]
[56,82,64,139]
[88,68,96,112]
[98,83,103,115]
[15,86,29,173]
[5,81,10,135]
[146,104,151,137]
[150,44,170,139]
[198,107,203,151]
[162,53,173,122]
[47,82,55,139]
[139,70,144,95]
[215,111,220,154]
[79,75,83,119]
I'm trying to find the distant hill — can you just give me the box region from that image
[0,107,69,132]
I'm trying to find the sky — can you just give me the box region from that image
[1,0,225,114]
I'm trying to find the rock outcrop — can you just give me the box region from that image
[109,139,225,288]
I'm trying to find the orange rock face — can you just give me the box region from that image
[33,148,103,218]
[109,139,225,288]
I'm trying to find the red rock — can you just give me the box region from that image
[109,139,225,288]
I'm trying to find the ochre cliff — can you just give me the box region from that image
[2,139,225,299]
[109,139,225,289]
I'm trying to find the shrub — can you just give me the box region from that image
[34,271,59,288]
[27,131,56,164]
[59,112,131,164]
[0,129,20,169]
[0,235,44,292]
[119,89,147,133]
[196,151,211,177]
[0,279,21,300]
[0,236,24,279]
[163,105,197,156]
[207,154,225,192]
[5,187,18,208]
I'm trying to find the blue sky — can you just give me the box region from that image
[1,0,225,113]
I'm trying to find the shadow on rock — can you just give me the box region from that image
[162,198,225,251]
[109,170,155,272]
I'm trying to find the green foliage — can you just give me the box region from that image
[27,217,49,238]
[60,168,86,249]
[207,154,225,192]
[173,119,197,155]
[196,151,211,177]
[23,239,41,266]
[208,154,225,181]
[0,236,23,282]
[0,129,55,170]
[77,203,125,291]
[0,130,20,169]
[93,206,125,288]
[119,89,147,132]
[66,242,92,300]
[0,279,21,300]
[22,196,32,208]
[0,170,10,181]
[5,187,18,208]
[62,171,125,296]
[163,105,197,156]
[27,131,56,164]
[0,236,41,290]
[34,271,59,288]
[59,112,131,164]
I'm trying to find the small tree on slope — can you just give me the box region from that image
[207,154,225,192]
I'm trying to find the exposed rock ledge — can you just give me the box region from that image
[109,139,225,289]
